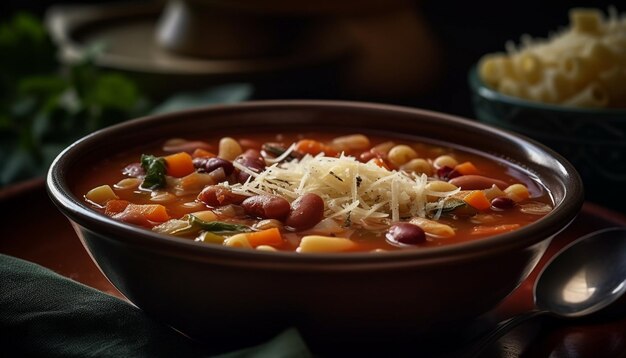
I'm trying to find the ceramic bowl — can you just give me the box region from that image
[47,100,583,355]
[469,67,626,209]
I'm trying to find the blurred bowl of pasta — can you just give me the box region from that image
[469,7,626,207]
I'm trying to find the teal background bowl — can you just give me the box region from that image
[468,67,626,212]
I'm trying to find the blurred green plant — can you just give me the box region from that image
[0,13,148,186]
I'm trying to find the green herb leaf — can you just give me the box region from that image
[261,143,302,161]
[438,198,477,216]
[262,143,287,157]
[190,216,252,234]
[140,154,166,190]
[441,198,466,212]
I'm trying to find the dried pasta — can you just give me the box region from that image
[478,7,626,108]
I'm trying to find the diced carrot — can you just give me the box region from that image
[471,224,521,235]
[295,139,338,157]
[164,152,195,177]
[246,228,283,248]
[124,203,170,222]
[104,200,130,216]
[192,148,216,158]
[455,161,479,175]
[463,190,491,211]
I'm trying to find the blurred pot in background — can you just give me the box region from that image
[48,0,442,100]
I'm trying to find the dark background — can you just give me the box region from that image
[0,0,619,118]
[0,0,622,211]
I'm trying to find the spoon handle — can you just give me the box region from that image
[464,310,545,358]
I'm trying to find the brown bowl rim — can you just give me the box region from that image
[46,100,584,270]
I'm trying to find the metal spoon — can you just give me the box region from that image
[467,227,626,357]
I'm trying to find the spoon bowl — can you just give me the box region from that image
[536,227,626,318]
[468,227,626,357]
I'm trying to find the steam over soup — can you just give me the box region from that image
[78,132,553,253]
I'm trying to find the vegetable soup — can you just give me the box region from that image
[77,132,553,253]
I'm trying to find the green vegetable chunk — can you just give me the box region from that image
[439,198,477,216]
[140,154,166,190]
[190,216,252,234]
[169,215,252,236]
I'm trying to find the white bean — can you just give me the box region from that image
[218,137,242,161]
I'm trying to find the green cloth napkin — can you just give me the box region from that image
[0,254,311,357]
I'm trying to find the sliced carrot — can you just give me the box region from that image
[295,139,338,157]
[104,200,130,216]
[192,148,216,158]
[246,228,283,248]
[455,161,479,175]
[471,224,521,235]
[125,203,170,222]
[463,190,491,211]
[164,152,195,177]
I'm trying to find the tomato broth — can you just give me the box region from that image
[76,131,553,253]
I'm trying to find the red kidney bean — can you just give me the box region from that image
[436,166,452,179]
[386,223,426,245]
[448,169,462,179]
[359,151,376,163]
[235,149,266,183]
[359,150,388,164]
[204,157,234,176]
[193,157,208,170]
[197,185,246,207]
[242,195,290,220]
[437,166,461,180]
[491,196,515,210]
[448,175,508,190]
[285,193,324,230]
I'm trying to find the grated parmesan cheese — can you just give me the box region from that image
[224,154,457,226]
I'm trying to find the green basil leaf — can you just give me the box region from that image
[140,154,166,190]
[439,198,477,216]
[190,215,252,234]
[261,143,301,161]
[441,198,466,212]
[262,143,287,157]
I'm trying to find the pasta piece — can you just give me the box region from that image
[498,77,527,99]
[297,235,356,253]
[409,217,455,238]
[563,83,609,108]
[527,81,557,103]
[515,52,543,85]
[599,68,626,106]
[546,69,576,102]
[477,7,626,108]
[479,54,516,87]
[86,185,118,206]
[571,8,603,34]
[224,234,252,248]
